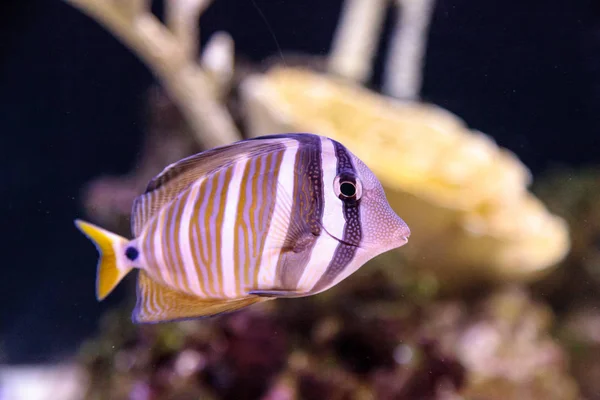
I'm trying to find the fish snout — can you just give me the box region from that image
[394,218,411,246]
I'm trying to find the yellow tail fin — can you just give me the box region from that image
[74,219,133,301]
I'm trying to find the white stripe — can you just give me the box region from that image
[257,143,298,288]
[221,157,249,297]
[179,182,204,296]
[153,207,176,288]
[297,137,346,291]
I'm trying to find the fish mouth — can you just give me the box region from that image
[318,223,409,249]
[318,222,361,248]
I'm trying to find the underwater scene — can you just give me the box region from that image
[2,0,600,399]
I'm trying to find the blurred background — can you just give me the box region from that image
[1,0,600,399]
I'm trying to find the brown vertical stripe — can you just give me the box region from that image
[213,166,233,296]
[234,157,256,295]
[202,172,219,295]
[275,135,324,289]
[161,197,178,285]
[190,178,210,296]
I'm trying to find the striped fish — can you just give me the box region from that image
[75,133,410,323]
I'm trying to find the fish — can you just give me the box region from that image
[75,133,410,323]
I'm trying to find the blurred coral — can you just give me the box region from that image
[67,0,571,288]
[327,0,389,84]
[65,0,241,149]
[559,306,600,399]
[67,0,244,233]
[78,274,578,400]
[82,87,200,234]
[527,168,600,399]
[62,1,592,399]
[240,67,570,288]
[533,168,600,305]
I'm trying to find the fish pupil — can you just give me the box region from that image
[340,181,356,198]
[125,246,139,261]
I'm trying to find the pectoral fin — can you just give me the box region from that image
[249,290,307,298]
[266,182,320,253]
[133,271,268,324]
[260,181,321,288]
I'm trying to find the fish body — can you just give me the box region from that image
[75,133,410,323]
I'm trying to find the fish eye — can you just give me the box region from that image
[334,175,362,201]
[340,181,356,197]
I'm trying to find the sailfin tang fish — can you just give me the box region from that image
[75,133,410,324]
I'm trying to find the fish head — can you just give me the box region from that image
[323,143,410,259]
[350,154,410,254]
[309,139,410,293]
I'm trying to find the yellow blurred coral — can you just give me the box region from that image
[240,67,570,287]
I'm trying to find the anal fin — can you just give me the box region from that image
[133,271,268,324]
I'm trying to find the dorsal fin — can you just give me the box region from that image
[130,136,299,236]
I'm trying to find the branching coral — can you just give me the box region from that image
[327,0,389,83]
[327,0,437,99]
[65,0,242,149]
[82,87,201,232]
[65,0,245,231]
[383,0,437,99]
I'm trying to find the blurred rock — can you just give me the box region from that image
[533,168,600,308]
[79,276,578,399]
[532,167,600,399]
